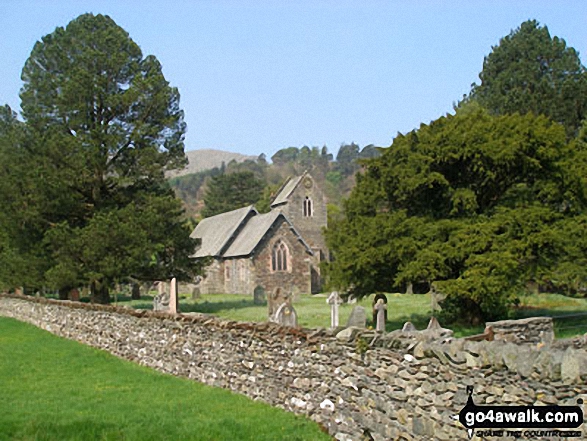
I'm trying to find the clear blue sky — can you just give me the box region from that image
[1,1,586,158]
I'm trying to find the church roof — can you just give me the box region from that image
[190,205,257,257]
[190,205,313,259]
[270,172,307,207]
[223,211,312,258]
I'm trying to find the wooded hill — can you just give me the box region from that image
[168,143,381,220]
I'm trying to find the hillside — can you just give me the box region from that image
[166,149,256,178]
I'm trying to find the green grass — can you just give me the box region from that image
[0,317,331,441]
[109,290,587,339]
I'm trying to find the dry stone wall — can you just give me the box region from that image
[0,294,585,441]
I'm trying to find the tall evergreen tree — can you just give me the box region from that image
[14,13,200,302]
[468,20,587,137]
[202,171,266,218]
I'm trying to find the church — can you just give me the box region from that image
[190,172,327,307]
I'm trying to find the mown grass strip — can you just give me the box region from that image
[0,317,331,441]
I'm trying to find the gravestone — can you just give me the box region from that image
[153,281,170,312]
[253,285,266,305]
[268,287,290,319]
[169,277,178,314]
[327,291,343,328]
[69,288,80,302]
[131,283,141,300]
[402,321,417,332]
[274,303,298,327]
[375,298,387,332]
[346,306,366,328]
[192,276,202,300]
[372,293,388,325]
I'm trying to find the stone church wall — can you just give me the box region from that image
[1,294,585,441]
[276,175,327,259]
[253,218,312,297]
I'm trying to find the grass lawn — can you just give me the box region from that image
[120,291,587,339]
[0,317,331,441]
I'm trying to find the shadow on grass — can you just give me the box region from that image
[180,298,258,314]
[509,306,587,338]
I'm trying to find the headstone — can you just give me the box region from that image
[402,321,417,332]
[169,277,178,314]
[375,298,387,332]
[372,293,388,325]
[69,288,80,302]
[327,291,343,328]
[131,283,141,300]
[274,303,298,327]
[153,281,170,312]
[253,285,266,305]
[346,306,366,328]
[268,287,289,319]
[191,286,201,300]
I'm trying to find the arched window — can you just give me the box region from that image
[271,241,288,271]
[303,196,313,217]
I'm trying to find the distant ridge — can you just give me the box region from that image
[167,149,257,178]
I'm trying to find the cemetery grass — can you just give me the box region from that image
[0,318,331,441]
[125,292,587,338]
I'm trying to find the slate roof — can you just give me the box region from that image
[270,172,306,207]
[223,211,313,258]
[191,205,313,259]
[190,205,257,257]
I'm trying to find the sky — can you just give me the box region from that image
[1,1,586,158]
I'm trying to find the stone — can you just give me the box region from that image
[561,347,587,383]
[273,303,298,327]
[346,306,366,328]
[327,291,343,328]
[253,285,266,305]
[371,293,388,326]
[169,277,178,314]
[153,281,170,312]
[426,316,453,338]
[402,321,417,332]
[69,288,80,302]
[374,299,387,332]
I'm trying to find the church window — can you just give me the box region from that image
[303,196,313,217]
[225,261,231,280]
[271,241,289,271]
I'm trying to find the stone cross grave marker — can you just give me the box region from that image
[375,298,387,332]
[371,293,388,326]
[327,291,343,328]
[274,303,298,327]
[346,305,366,328]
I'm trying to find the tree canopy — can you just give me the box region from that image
[325,109,587,323]
[202,171,266,218]
[0,14,201,302]
[468,20,587,137]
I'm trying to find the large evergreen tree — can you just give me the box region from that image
[202,171,265,218]
[325,109,587,323]
[7,13,201,302]
[468,20,587,137]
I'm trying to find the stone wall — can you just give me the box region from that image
[1,294,585,441]
[486,317,555,345]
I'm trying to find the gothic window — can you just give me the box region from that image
[271,241,289,272]
[303,196,313,217]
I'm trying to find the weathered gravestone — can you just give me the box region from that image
[268,287,290,319]
[375,298,387,332]
[69,288,80,302]
[253,285,266,305]
[346,306,367,328]
[169,277,178,314]
[371,293,388,326]
[274,303,298,327]
[153,281,170,312]
[327,291,343,328]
